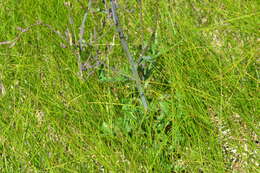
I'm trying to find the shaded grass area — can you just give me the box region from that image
[0,0,259,172]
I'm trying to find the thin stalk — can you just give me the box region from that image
[0,21,67,47]
[138,0,144,50]
[110,0,149,111]
[78,0,92,78]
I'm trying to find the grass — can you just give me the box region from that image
[0,0,259,172]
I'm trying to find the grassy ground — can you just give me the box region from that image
[0,0,259,172]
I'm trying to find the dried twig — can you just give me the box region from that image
[79,1,91,51]
[77,0,92,79]
[0,21,66,47]
[0,21,67,48]
[138,0,144,49]
[110,0,149,111]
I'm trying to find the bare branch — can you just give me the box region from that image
[0,21,67,47]
[110,0,149,111]
[77,0,92,79]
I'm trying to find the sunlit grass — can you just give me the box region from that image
[0,0,259,172]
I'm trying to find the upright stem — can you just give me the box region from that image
[78,0,92,79]
[138,0,144,50]
[110,0,149,111]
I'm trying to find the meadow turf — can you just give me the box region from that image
[0,0,259,172]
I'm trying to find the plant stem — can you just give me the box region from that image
[110,0,149,112]
[78,0,92,79]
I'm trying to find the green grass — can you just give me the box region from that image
[0,0,259,172]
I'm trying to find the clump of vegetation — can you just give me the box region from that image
[0,0,259,172]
